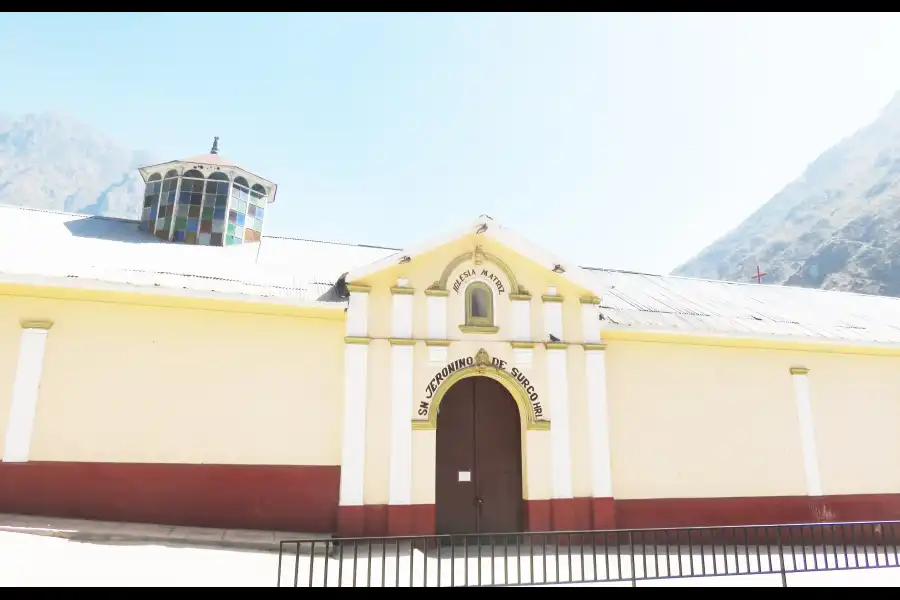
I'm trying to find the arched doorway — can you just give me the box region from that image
[435,376,523,535]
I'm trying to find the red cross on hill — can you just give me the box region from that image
[752,265,766,284]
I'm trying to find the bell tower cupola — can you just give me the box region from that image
[136,139,277,246]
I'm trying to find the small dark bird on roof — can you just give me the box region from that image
[399,256,411,264]
[549,334,561,342]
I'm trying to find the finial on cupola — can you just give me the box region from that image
[210,136,220,155]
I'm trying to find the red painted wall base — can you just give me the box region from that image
[523,498,614,532]
[4,462,900,536]
[336,504,435,537]
[0,461,341,533]
[340,494,900,537]
[615,494,900,529]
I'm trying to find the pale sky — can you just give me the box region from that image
[2,12,900,274]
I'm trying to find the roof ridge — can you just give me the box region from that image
[0,203,401,250]
[584,264,900,303]
[0,203,140,224]
[7,202,891,303]
[261,233,401,251]
[582,266,660,277]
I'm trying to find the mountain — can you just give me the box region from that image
[0,112,151,219]
[674,93,900,297]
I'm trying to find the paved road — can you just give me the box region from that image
[0,531,277,587]
[3,531,900,587]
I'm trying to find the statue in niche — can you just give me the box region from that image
[473,245,485,266]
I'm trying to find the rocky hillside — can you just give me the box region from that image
[0,112,151,219]
[674,92,900,297]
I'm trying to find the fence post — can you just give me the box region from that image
[777,535,787,588]
[277,541,283,588]
[630,532,637,587]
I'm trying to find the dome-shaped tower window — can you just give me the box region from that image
[201,171,230,246]
[155,170,181,240]
[243,183,268,243]
[140,173,162,232]
[465,282,494,328]
[174,170,205,243]
[227,176,251,245]
[137,141,277,245]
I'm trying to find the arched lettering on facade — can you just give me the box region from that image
[414,349,550,431]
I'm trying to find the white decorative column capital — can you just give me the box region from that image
[510,293,533,366]
[345,284,370,339]
[424,287,449,364]
[542,287,565,341]
[580,296,602,345]
[390,278,415,340]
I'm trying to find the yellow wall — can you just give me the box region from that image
[803,353,900,496]
[6,232,900,509]
[604,337,900,500]
[605,341,807,499]
[0,315,21,455]
[0,291,345,466]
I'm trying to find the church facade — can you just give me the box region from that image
[2,149,900,537]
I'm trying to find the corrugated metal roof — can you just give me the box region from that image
[584,267,900,345]
[0,205,397,303]
[6,203,900,346]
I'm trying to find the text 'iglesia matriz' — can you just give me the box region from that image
[137,137,278,246]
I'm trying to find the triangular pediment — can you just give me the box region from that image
[344,215,603,299]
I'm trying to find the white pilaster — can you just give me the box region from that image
[389,344,415,506]
[542,287,564,340]
[391,279,414,339]
[543,288,571,498]
[3,321,52,463]
[791,367,822,497]
[580,297,602,344]
[581,296,612,498]
[584,347,613,498]
[389,280,416,507]
[511,294,533,366]
[511,296,532,341]
[425,289,448,364]
[546,346,573,499]
[346,290,369,338]
[339,289,370,508]
[512,346,534,368]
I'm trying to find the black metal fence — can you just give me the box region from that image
[277,520,900,587]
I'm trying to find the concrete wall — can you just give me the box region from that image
[0,292,345,466]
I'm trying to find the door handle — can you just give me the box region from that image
[475,497,484,506]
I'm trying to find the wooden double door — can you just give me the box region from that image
[435,376,523,535]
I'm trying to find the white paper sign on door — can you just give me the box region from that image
[458,470,471,482]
